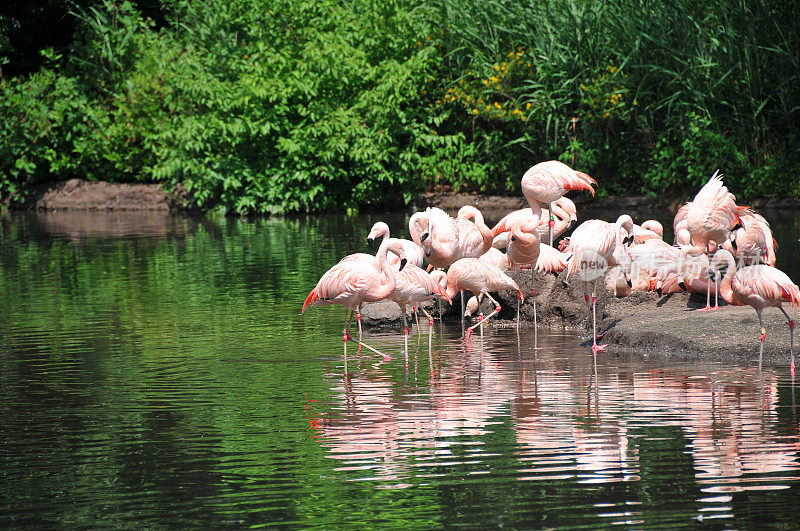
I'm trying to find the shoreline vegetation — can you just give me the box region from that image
[2,0,799,214]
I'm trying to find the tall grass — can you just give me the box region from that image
[433,0,800,196]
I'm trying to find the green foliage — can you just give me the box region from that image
[0,68,111,200]
[1,0,799,211]
[432,0,800,198]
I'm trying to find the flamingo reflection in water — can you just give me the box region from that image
[306,342,800,490]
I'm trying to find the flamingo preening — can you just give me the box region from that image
[302,237,408,361]
[445,258,523,340]
[686,170,743,255]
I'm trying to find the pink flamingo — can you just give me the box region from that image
[456,205,494,258]
[491,233,567,274]
[686,171,743,254]
[366,221,424,268]
[521,160,596,246]
[721,264,800,372]
[445,258,524,339]
[409,207,460,269]
[491,197,577,242]
[302,237,407,360]
[506,216,541,331]
[631,220,664,244]
[389,265,451,353]
[722,210,777,266]
[565,215,634,353]
[661,249,737,311]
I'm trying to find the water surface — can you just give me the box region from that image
[1,210,799,528]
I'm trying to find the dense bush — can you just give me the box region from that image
[1,0,799,213]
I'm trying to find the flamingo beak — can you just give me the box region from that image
[510,235,516,242]
[420,232,428,242]
[399,258,407,271]
[366,236,375,248]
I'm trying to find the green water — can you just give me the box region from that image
[1,210,799,528]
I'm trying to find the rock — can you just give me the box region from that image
[360,300,440,327]
[360,301,403,325]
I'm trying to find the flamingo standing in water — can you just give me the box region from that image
[721,264,800,373]
[521,160,596,246]
[302,238,407,361]
[565,215,634,353]
[445,258,524,339]
[389,265,451,353]
[506,215,541,331]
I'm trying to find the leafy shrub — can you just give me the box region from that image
[1,0,799,211]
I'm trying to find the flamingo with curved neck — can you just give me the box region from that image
[302,237,408,360]
[457,205,494,256]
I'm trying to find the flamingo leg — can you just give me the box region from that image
[346,335,392,362]
[713,274,720,310]
[758,310,765,372]
[516,293,521,332]
[466,293,501,340]
[460,290,465,332]
[356,304,363,341]
[592,279,606,354]
[414,306,421,337]
[548,202,554,247]
[531,266,538,338]
[402,306,409,357]
[344,309,354,336]
[780,307,795,377]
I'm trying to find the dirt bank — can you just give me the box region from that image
[437,268,797,366]
[8,179,175,211]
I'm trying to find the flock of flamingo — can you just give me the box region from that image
[302,160,800,373]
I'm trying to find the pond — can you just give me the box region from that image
[1,209,799,528]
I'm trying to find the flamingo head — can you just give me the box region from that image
[367,222,390,247]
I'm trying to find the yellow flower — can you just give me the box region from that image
[526,102,531,109]
[494,64,500,71]
[494,101,501,109]
[490,76,499,84]
[472,109,479,114]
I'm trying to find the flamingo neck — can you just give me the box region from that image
[408,212,425,245]
[374,244,397,298]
